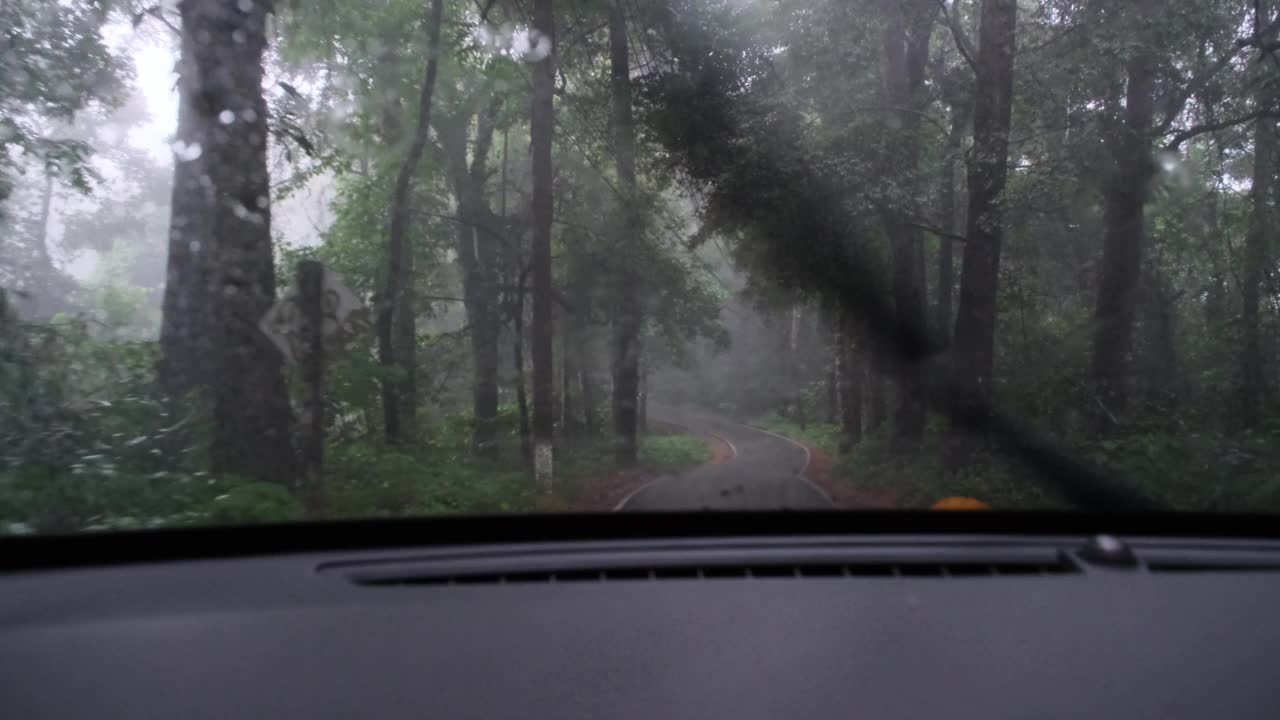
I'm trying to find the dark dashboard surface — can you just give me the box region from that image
[3,526,1280,719]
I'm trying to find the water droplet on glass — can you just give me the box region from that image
[255,194,269,208]
[218,109,236,125]
[189,240,202,253]
[528,32,552,62]
[241,108,257,123]
[171,140,203,161]
[233,29,247,44]
[237,0,254,12]
[511,29,531,58]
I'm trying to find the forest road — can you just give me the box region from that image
[617,404,833,511]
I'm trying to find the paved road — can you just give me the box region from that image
[619,405,832,511]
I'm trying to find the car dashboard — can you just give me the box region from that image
[2,519,1280,719]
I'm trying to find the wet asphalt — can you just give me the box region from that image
[619,405,832,511]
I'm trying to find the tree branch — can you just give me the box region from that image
[477,0,499,23]
[906,221,967,243]
[1163,109,1280,151]
[1156,15,1280,134]
[936,0,978,74]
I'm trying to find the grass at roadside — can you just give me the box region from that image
[750,415,1066,510]
[751,415,840,456]
[639,434,713,471]
[326,423,714,518]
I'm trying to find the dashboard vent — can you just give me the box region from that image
[352,556,1079,586]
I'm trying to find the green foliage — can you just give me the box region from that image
[327,433,531,516]
[0,316,307,533]
[0,0,130,202]
[752,415,840,456]
[829,428,1065,510]
[639,434,713,470]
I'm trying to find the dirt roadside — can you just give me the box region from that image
[563,422,734,512]
[798,444,900,510]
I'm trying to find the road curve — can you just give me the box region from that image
[618,405,832,511]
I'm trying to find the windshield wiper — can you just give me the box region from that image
[638,2,1157,512]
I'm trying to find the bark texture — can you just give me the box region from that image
[169,0,296,486]
[610,1,643,467]
[880,0,937,451]
[949,0,1017,450]
[1090,5,1157,428]
[1241,106,1276,426]
[531,0,556,487]
[377,0,445,443]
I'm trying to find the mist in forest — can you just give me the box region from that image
[3,0,1280,533]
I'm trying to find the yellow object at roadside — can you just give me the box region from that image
[931,497,992,511]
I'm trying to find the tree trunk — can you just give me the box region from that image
[1242,105,1276,427]
[500,128,532,463]
[444,104,503,459]
[610,1,643,467]
[1140,262,1179,402]
[868,352,888,431]
[26,172,72,319]
[826,331,839,425]
[582,350,601,436]
[937,101,970,344]
[514,273,532,462]
[458,206,501,458]
[562,333,577,440]
[638,362,648,431]
[949,0,1017,454]
[377,0,444,444]
[160,8,213,398]
[837,314,864,453]
[880,0,936,451]
[1090,7,1157,429]
[531,0,556,488]
[173,0,295,487]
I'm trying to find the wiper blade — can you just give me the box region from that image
[639,1,1156,512]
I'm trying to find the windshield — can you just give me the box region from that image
[2,0,1277,534]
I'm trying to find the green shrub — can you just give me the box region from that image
[752,415,840,456]
[640,435,712,471]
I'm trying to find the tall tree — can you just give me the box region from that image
[531,0,556,487]
[1241,62,1277,427]
[610,1,643,466]
[377,0,445,443]
[442,97,504,458]
[163,0,296,485]
[837,311,864,452]
[880,0,937,450]
[937,70,971,345]
[949,0,1017,451]
[1089,0,1158,428]
[160,0,213,398]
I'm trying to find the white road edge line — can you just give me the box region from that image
[707,431,739,462]
[612,423,737,512]
[735,422,835,508]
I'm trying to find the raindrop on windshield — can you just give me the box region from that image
[171,140,203,162]
[218,110,236,125]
